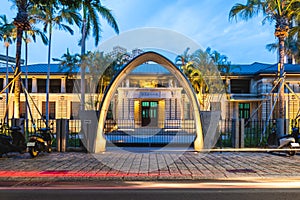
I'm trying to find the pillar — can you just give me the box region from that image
[56,119,69,152]
[61,77,66,93]
[232,102,240,148]
[32,77,37,92]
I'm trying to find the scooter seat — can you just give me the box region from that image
[10,126,21,131]
[39,127,50,132]
[0,134,12,145]
[279,134,296,139]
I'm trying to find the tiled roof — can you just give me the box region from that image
[0,62,299,76]
[0,64,80,74]
[257,63,300,74]
[230,62,300,75]
[131,63,170,74]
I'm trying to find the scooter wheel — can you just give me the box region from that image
[47,147,52,153]
[29,147,39,158]
[287,146,296,156]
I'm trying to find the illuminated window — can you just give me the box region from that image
[42,101,56,119]
[239,103,250,119]
[20,102,26,118]
[70,102,80,119]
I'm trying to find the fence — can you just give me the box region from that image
[105,120,196,147]
[0,118,84,151]
[215,118,300,148]
[1,118,299,151]
[215,119,233,148]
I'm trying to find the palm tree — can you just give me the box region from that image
[206,47,241,95]
[229,0,300,135]
[266,35,300,63]
[185,62,208,108]
[53,48,81,99]
[0,15,15,122]
[32,2,81,124]
[11,0,31,119]
[176,49,211,109]
[78,0,119,111]
[175,47,191,67]
[53,48,81,75]
[266,18,300,63]
[23,27,48,87]
[80,51,113,110]
[21,27,48,137]
[10,0,79,119]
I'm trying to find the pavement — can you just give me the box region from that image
[0,147,300,183]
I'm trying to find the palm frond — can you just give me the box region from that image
[266,42,278,52]
[58,24,74,35]
[96,5,119,34]
[79,0,119,48]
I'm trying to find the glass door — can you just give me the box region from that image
[141,101,158,127]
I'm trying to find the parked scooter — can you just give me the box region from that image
[27,123,54,158]
[279,127,300,156]
[267,124,300,156]
[0,124,26,156]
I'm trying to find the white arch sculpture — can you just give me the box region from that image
[94,51,204,152]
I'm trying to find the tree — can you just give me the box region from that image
[0,14,15,121]
[176,48,211,109]
[206,47,241,95]
[229,0,300,135]
[23,26,48,89]
[53,48,81,98]
[177,48,226,110]
[0,15,15,51]
[78,0,119,111]
[175,47,191,67]
[266,17,300,63]
[80,51,114,110]
[53,48,81,75]
[11,0,31,119]
[266,35,300,63]
[32,1,81,123]
[10,0,79,119]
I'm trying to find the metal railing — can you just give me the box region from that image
[104,120,196,147]
[216,119,233,148]
[1,118,299,151]
[68,120,82,149]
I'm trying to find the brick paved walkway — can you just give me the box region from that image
[0,149,300,181]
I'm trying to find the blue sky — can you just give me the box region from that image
[0,0,277,65]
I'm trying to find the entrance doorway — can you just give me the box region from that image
[141,101,158,127]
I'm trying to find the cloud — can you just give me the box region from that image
[0,0,279,64]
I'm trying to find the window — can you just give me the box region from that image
[66,79,81,93]
[50,79,61,93]
[37,79,46,93]
[239,103,250,119]
[42,101,56,119]
[8,78,13,91]
[20,102,26,118]
[70,102,80,119]
[12,101,26,118]
[24,79,32,93]
[0,78,3,90]
[37,79,61,93]
[231,79,250,93]
[184,102,191,120]
[168,99,178,120]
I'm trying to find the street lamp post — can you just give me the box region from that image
[5,42,9,123]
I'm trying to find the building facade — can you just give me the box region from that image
[0,52,300,135]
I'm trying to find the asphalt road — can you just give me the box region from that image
[1,180,300,200]
[1,188,300,200]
